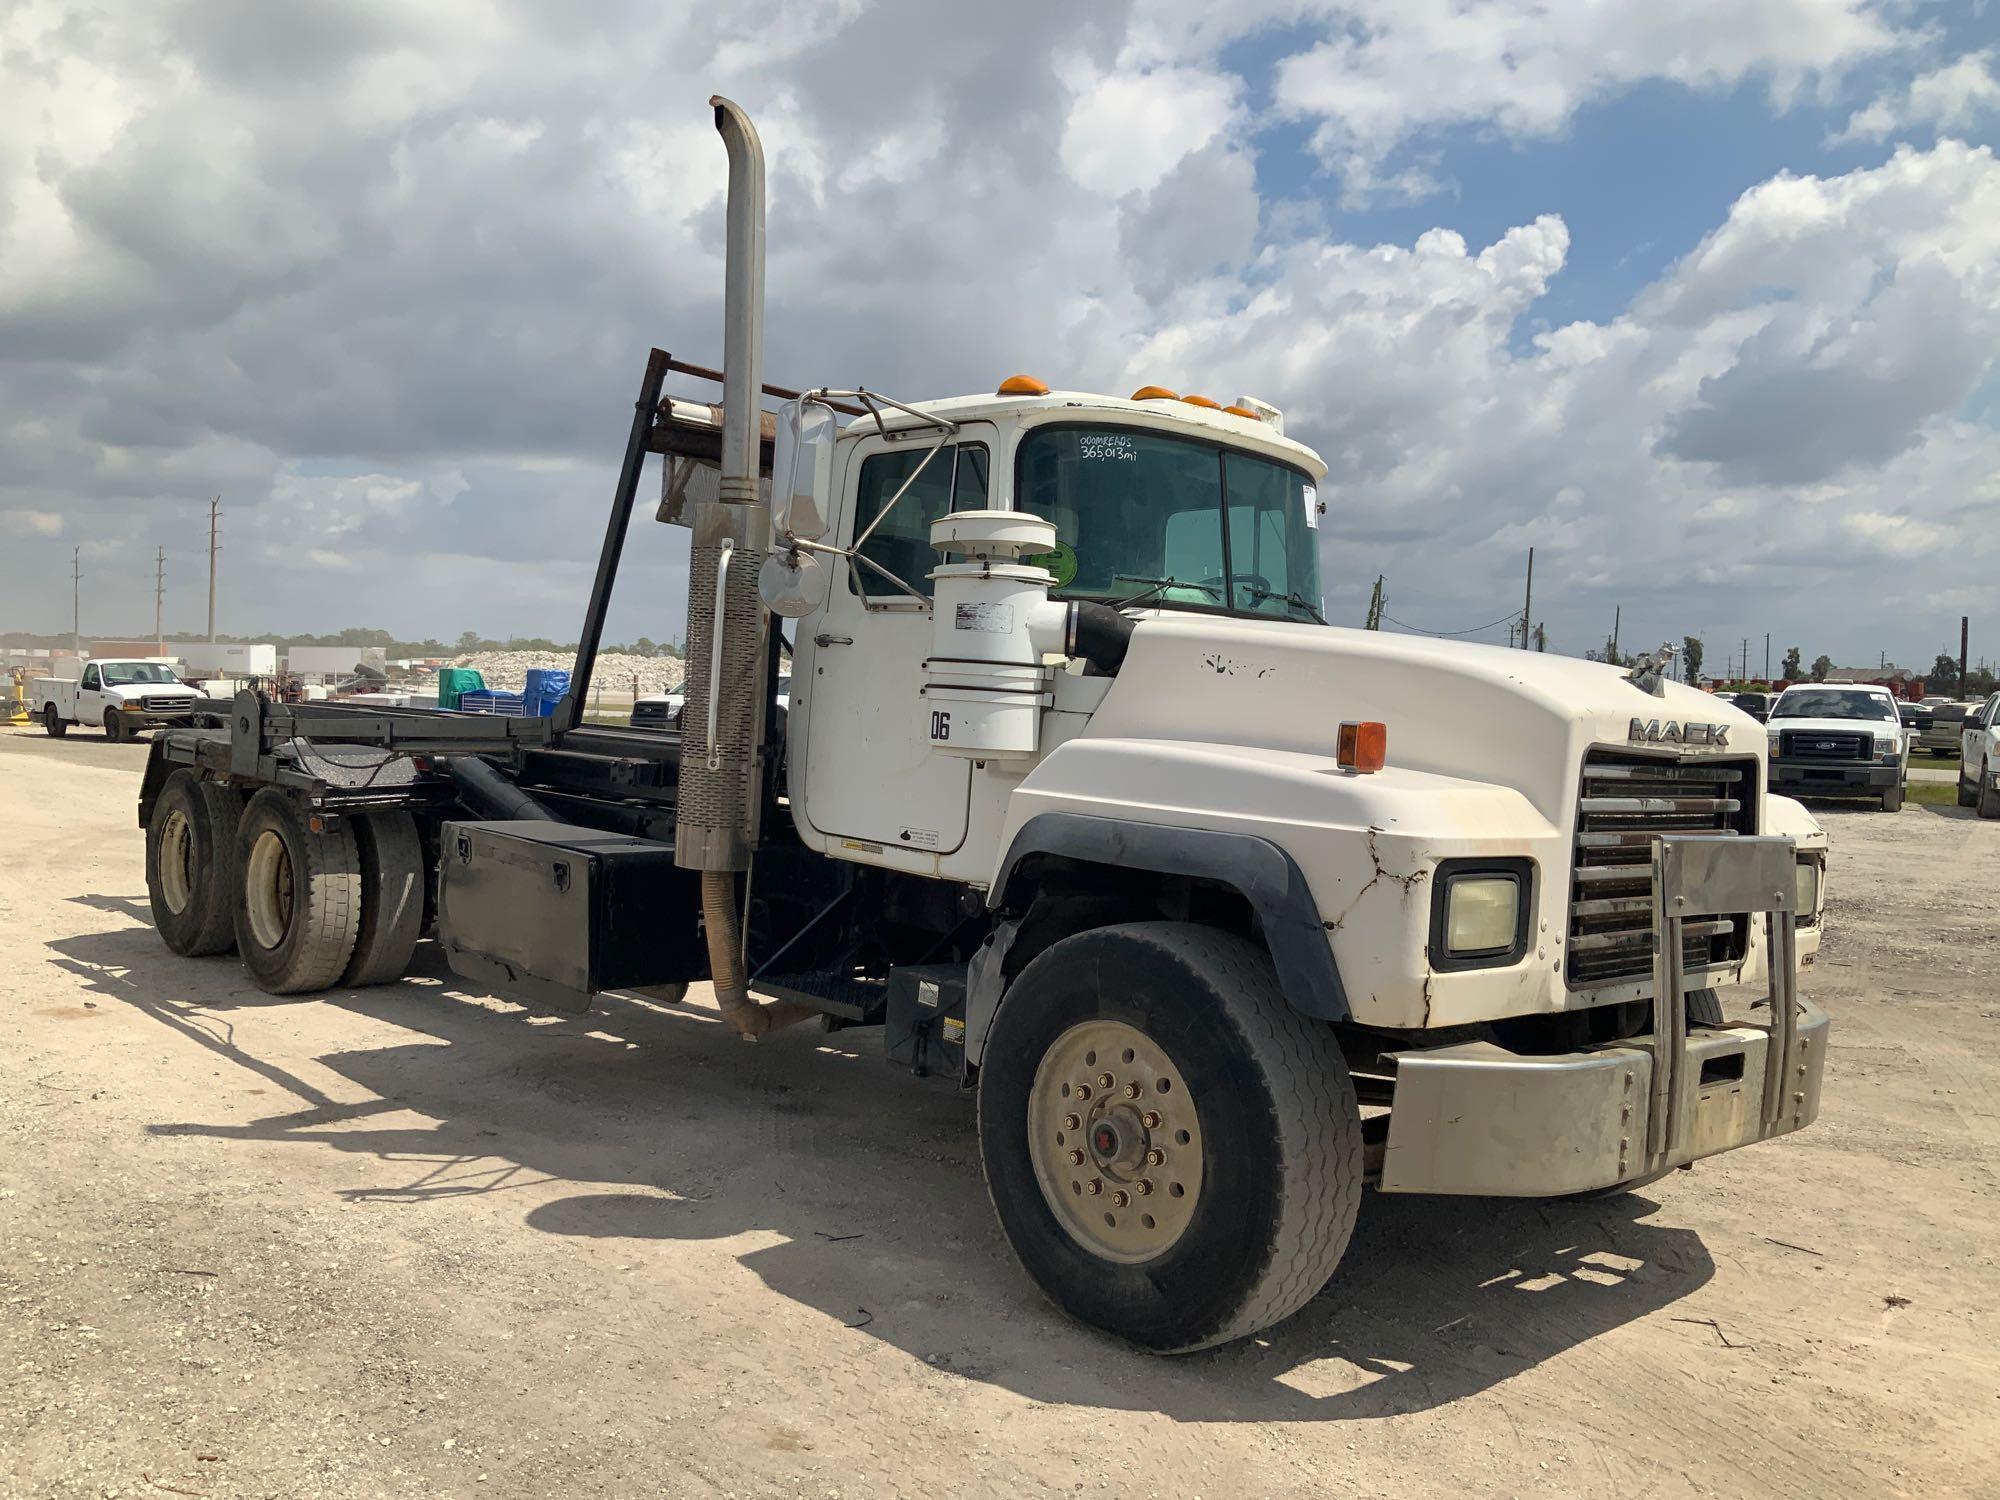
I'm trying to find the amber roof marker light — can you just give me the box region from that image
[1130,385,1179,401]
[1337,721,1388,773]
[996,374,1050,396]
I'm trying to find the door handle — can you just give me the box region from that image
[813,633,853,648]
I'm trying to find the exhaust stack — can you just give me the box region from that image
[677,96,804,1039]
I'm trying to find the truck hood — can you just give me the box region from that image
[108,683,197,700]
[1082,614,1764,825]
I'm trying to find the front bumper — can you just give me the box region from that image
[1378,1000,1827,1195]
[1381,832,1821,1197]
[1769,760,1896,795]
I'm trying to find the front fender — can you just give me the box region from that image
[991,738,1567,1029]
[991,812,1349,1020]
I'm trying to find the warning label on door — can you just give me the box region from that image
[954,602,1014,634]
[898,827,940,850]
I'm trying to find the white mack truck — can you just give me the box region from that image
[129,97,1830,1353]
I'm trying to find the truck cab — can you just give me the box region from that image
[1958,693,2000,817]
[32,658,199,742]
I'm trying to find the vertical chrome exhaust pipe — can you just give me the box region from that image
[680,96,803,1039]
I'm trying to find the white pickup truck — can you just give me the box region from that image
[1958,692,2000,817]
[30,659,202,742]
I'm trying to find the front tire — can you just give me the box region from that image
[43,705,66,738]
[233,789,362,993]
[102,707,125,743]
[1980,769,2000,820]
[977,922,1361,1353]
[145,771,241,956]
[1882,779,1903,813]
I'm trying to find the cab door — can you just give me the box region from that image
[795,424,995,864]
[78,663,107,724]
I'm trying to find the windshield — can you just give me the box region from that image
[1016,425,1322,621]
[100,662,182,686]
[1770,690,1897,722]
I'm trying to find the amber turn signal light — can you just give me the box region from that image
[1337,721,1387,773]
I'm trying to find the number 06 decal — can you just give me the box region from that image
[930,710,951,742]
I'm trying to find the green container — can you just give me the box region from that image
[436,667,486,711]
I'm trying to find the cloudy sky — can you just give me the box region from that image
[3,0,1997,670]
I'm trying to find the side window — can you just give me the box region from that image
[81,665,100,689]
[852,443,989,599]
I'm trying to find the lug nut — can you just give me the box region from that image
[1135,1178,1154,1196]
[1110,1190,1130,1208]
[1124,1081,1142,1099]
[1074,1084,1093,1101]
[1085,1178,1103,1196]
[1145,1148,1165,1167]
[1063,1113,1081,1131]
[1069,1148,1086,1166]
[1141,1111,1162,1129]
[1097,1072,1114,1090]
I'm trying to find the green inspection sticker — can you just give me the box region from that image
[1025,540,1078,588]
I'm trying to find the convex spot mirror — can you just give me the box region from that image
[771,395,836,543]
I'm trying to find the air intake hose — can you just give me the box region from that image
[1066,600,1136,675]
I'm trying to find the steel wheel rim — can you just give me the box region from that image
[1027,1018,1205,1265]
[244,829,294,951]
[158,809,195,915]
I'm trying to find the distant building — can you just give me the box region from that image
[1824,666,1926,699]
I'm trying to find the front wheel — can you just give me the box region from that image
[1882,779,1903,813]
[1980,768,2000,820]
[43,705,66,738]
[102,707,125,743]
[977,922,1361,1353]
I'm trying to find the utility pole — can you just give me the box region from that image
[1611,605,1621,664]
[71,547,81,656]
[206,496,221,643]
[1763,633,1770,683]
[1519,548,1533,651]
[154,547,166,653]
[1961,616,1970,694]
[1742,638,1750,685]
[1364,574,1384,630]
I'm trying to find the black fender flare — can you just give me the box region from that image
[986,812,1349,1022]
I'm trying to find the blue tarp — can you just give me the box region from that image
[522,668,571,718]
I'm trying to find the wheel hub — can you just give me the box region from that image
[244,829,295,951]
[158,809,194,916]
[1027,1018,1205,1264]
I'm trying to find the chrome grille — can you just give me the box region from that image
[140,695,192,713]
[1567,751,1756,988]
[1779,729,1867,762]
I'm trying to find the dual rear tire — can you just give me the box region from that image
[145,774,423,992]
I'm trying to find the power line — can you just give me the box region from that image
[1384,608,1520,636]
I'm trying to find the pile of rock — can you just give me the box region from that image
[450,650,686,696]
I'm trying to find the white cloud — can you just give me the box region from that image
[0,1,1993,668]
[1273,0,1897,198]
[1831,50,2000,143]
[1059,62,1241,197]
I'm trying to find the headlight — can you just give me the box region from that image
[1794,858,1820,921]
[1430,861,1532,969]
[1767,731,1782,753]
[1875,735,1900,762]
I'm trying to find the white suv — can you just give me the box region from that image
[1765,684,1909,812]
[1958,694,2000,818]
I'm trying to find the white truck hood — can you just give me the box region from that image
[1083,615,1763,824]
[1767,714,1900,744]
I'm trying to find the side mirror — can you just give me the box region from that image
[771,395,836,543]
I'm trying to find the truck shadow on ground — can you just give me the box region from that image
[50,923,1717,1425]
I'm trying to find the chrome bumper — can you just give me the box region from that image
[1382,835,1823,1196]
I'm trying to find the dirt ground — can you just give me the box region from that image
[2,723,1995,1499]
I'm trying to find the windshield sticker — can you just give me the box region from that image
[1303,484,1319,529]
[955,601,1015,634]
[1025,540,1079,588]
[1078,433,1138,463]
